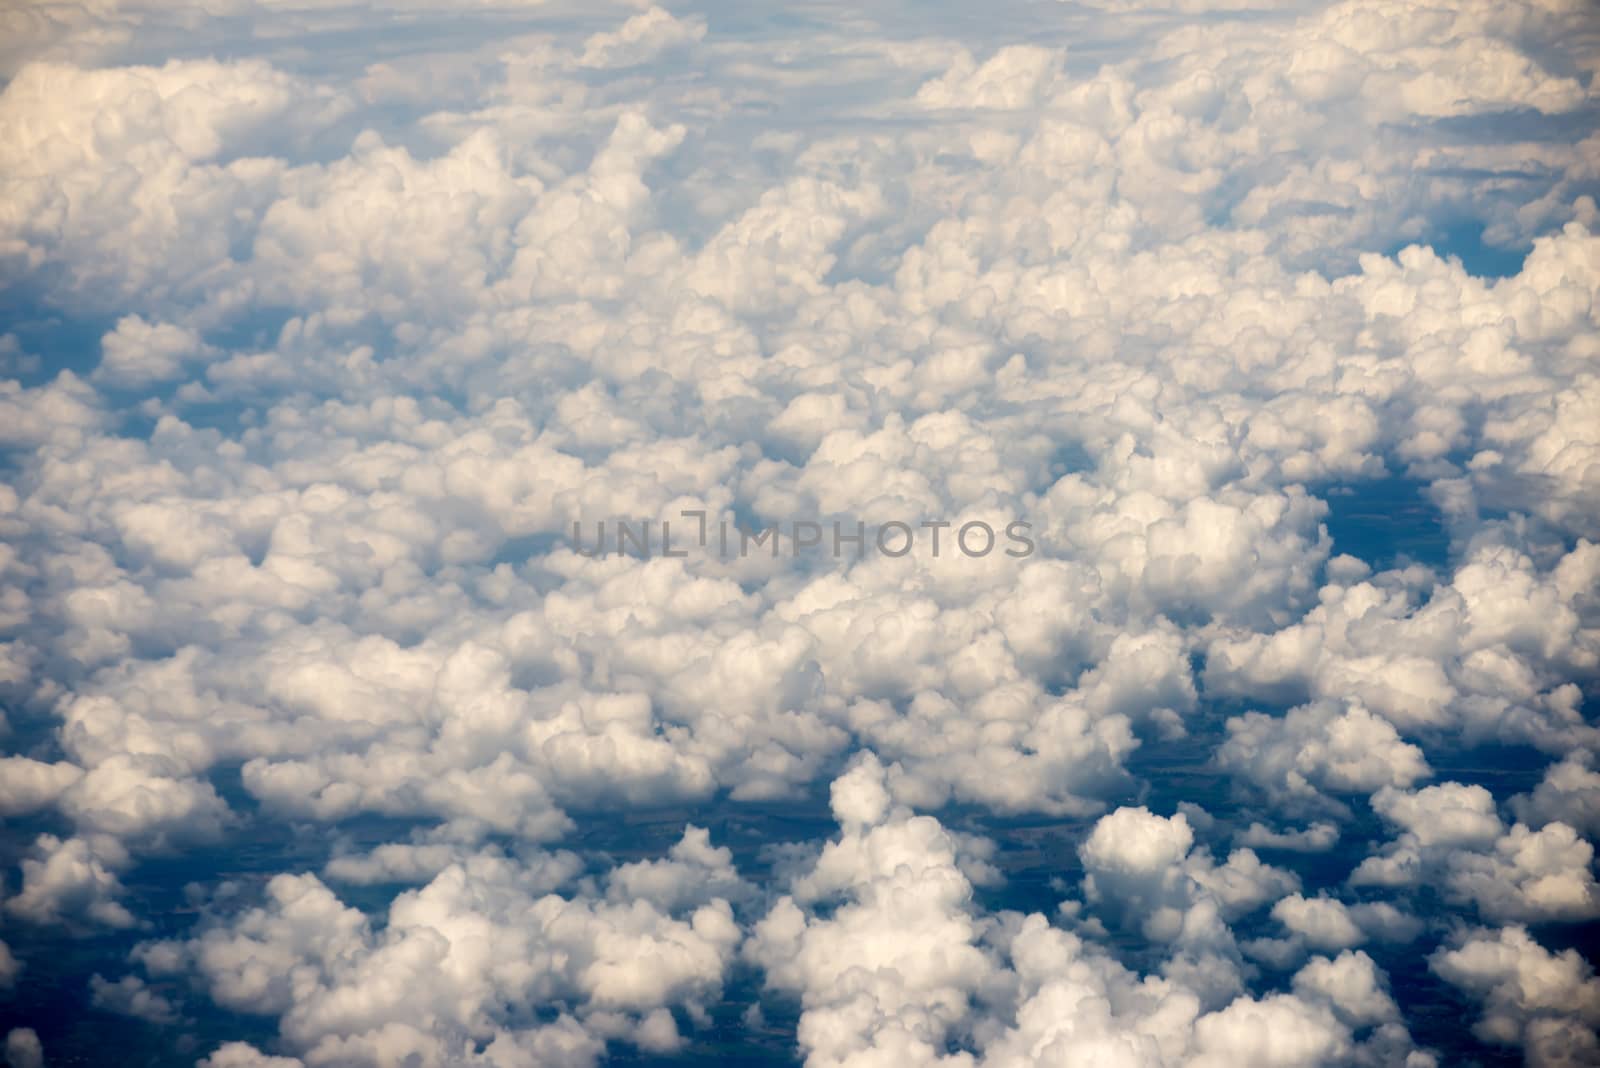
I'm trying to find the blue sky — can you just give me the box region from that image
[1,2,1599,1066]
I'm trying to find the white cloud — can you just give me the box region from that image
[2,1030,43,1068]
[1235,822,1340,853]
[0,0,1597,1061]
[0,756,84,815]
[1445,821,1600,924]
[1432,926,1600,1065]
[578,7,705,70]
[145,836,743,1066]
[754,761,1426,1068]
[5,833,137,929]
[747,763,998,1066]
[1513,752,1600,837]
[1353,783,1600,923]
[90,972,182,1024]
[1272,894,1365,951]
[93,315,211,387]
[1371,782,1505,849]
[1217,701,1429,805]
[1292,951,1399,1027]
[59,752,229,846]
[198,1044,306,1068]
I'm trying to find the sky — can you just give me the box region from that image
[0,1,1599,1066]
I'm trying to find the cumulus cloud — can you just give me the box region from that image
[0,756,83,815]
[1432,925,1600,1066]
[1217,701,1430,807]
[577,7,705,70]
[1352,783,1600,923]
[748,754,999,1066]
[5,834,137,930]
[1081,807,1300,933]
[1235,822,1340,853]
[89,972,181,1024]
[137,836,745,1066]
[752,760,1429,1067]
[2,1030,42,1068]
[0,0,1597,1062]
[1205,541,1600,747]
[92,315,212,388]
[1513,752,1600,837]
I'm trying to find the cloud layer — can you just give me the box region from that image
[1,0,1597,1064]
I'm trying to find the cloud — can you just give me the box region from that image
[59,752,229,845]
[139,836,745,1066]
[1432,925,1600,1066]
[1513,751,1600,838]
[0,941,19,990]
[1444,822,1600,924]
[89,972,182,1024]
[1205,540,1600,746]
[1292,951,1399,1027]
[578,7,705,70]
[92,315,211,388]
[1235,822,1340,853]
[198,1044,306,1068]
[1353,783,1600,923]
[748,755,999,1066]
[5,834,137,930]
[0,0,1597,1061]
[1081,807,1299,934]
[0,756,83,815]
[1271,894,1366,952]
[1217,701,1430,806]
[2,1030,43,1068]
[753,761,1432,1066]
[0,58,344,305]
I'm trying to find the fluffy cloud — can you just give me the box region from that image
[748,756,999,1066]
[1205,541,1600,746]
[0,756,83,815]
[753,760,1428,1067]
[93,315,212,388]
[1235,822,1340,853]
[136,836,745,1066]
[5,833,136,929]
[1081,807,1299,930]
[1352,783,1600,923]
[1432,926,1600,1066]
[0,0,1597,1062]
[2,1030,42,1068]
[1216,701,1429,806]
[1513,752,1600,837]
[90,972,182,1024]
